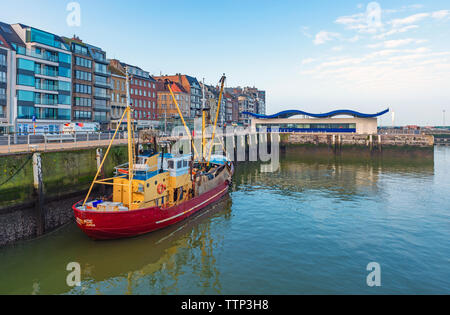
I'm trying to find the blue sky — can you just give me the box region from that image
[1,0,450,125]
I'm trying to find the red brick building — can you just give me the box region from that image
[109,59,158,123]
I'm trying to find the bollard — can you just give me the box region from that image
[33,153,46,236]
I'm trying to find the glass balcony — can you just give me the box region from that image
[35,97,58,105]
[16,46,58,63]
[35,67,58,77]
[35,82,58,91]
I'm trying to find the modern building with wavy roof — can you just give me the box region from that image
[243,108,389,134]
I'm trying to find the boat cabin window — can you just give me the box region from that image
[183,160,188,168]
[168,160,174,169]
[177,161,182,169]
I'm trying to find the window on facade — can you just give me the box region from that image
[17,58,34,71]
[74,110,92,120]
[58,52,71,64]
[75,70,92,81]
[58,94,71,105]
[75,84,91,95]
[58,66,71,78]
[73,44,88,55]
[95,87,107,98]
[94,111,107,122]
[94,99,107,107]
[94,63,107,75]
[58,109,71,120]
[75,56,92,68]
[17,74,35,87]
[95,75,108,86]
[17,105,35,119]
[58,81,71,92]
[0,88,6,100]
[75,97,91,107]
[0,71,7,83]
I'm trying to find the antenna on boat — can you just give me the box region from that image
[206,74,226,167]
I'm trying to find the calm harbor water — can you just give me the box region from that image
[0,147,449,295]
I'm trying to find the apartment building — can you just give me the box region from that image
[109,69,127,129]
[157,81,190,120]
[9,23,72,134]
[109,60,158,129]
[62,36,112,129]
[155,74,201,118]
[0,26,12,132]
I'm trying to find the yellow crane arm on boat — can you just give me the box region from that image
[166,80,199,160]
[207,75,226,167]
[82,107,129,207]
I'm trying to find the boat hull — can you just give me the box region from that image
[73,180,230,240]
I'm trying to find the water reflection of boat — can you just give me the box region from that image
[71,195,232,294]
[73,73,233,240]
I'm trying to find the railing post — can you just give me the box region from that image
[8,134,10,153]
[28,134,30,151]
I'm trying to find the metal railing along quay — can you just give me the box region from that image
[0,132,137,154]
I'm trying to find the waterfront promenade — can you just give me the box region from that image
[0,133,130,154]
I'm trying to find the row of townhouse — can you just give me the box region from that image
[0,21,266,134]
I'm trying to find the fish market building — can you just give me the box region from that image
[244,109,389,135]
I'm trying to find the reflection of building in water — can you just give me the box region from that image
[123,197,232,294]
[233,154,434,201]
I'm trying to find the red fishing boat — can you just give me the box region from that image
[73,73,233,240]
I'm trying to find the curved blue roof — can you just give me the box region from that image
[242,108,389,119]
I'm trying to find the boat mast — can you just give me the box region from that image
[202,78,206,161]
[207,74,226,166]
[125,67,134,207]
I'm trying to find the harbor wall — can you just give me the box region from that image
[0,146,127,246]
[282,133,435,148]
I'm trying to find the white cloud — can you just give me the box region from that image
[389,10,450,27]
[301,58,316,65]
[348,35,361,43]
[390,13,430,27]
[368,39,427,49]
[432,10,450,20]
[313,31,340,45]
[301,26,312,38]
[374,25,419,40]
[335,12,382,34]
[332,46,344,52]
